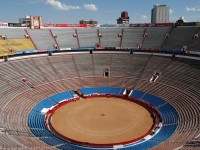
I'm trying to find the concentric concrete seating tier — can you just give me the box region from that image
[0,28,26,39]
[130,91,179,125]
[79,87,98,95]
[122,27,145,48]
[51,28,79,48]
[99,28,122,47]
[26,29,56,50]
[79,87,125,96]
[97,87,125,95]
[1,27,200,53]
[76,28,98,47]
[162,27,199,50]
[49,91,74,103]
[73,54,94,77]
[189,28,200,52]
[142,26,171,49]
[0,134,23,149]
[0,53,199,149]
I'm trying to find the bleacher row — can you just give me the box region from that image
[27,87,178,150]
[130,91,179,125]
[0,53,199,149]
[79,87,125,96]
[0,26,200,52]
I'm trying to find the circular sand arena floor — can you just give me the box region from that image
[50,97,154,145]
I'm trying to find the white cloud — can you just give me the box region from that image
[179,16,187,22]
[46,0,80,11]
[83,4,98,11]
[169,9,174,15]
[186,7,200,12]
[141,15,147,20]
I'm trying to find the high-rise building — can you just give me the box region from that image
[151,5,170,23]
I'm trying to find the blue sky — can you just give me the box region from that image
[0,0,200,24]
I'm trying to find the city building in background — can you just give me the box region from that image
[151,5,170,23]
[30,16,43,29]
[19,16,31,27]
[79,20,98,24]
[117,11,129,24]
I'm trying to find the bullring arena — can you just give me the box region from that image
[49,97,154,145]
[0,25,199,150]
